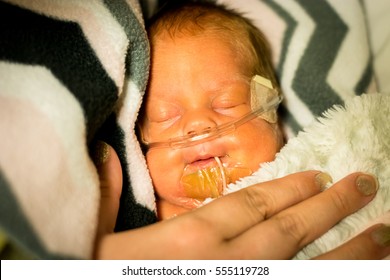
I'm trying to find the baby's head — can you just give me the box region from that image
[139,0,284,219]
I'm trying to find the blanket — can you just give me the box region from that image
[1,0,389,259]
[217,0,381,137]
[225,93,390,259]
[0,0,155,259]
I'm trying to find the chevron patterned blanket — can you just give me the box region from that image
[0,0,155,259]
[218,0,386,137]
[0,0,389,259]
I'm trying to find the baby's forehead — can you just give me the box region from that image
[152,28,255,74]
[147,76,251,98]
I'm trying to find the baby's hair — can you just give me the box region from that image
[147,0,279,90]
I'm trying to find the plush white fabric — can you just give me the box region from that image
[225,93,390,259]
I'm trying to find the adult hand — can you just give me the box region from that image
[93,141,123,241]
[94,142,390,259]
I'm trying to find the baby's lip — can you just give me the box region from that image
[183,141,225,167]
[189,155,218,169]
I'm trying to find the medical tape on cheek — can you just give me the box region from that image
[251,75,278,123]
[141,75,281,150]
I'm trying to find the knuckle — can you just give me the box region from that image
[243,186,278,220]
[329,189,351,214]
[274,213,308,246]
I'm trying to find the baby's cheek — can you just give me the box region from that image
[146,151,184,198]
[231,124,280,169]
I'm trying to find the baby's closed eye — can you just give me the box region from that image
[147,102,181,125]
[212,94,250,117]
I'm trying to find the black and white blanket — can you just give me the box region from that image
[0,0,154,259]
[0,0,389,259]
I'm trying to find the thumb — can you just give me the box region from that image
[92,141,123,237]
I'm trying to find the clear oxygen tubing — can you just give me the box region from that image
[142,75,282,150]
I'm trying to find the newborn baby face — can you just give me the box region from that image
[140,34,282,219]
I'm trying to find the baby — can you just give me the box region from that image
[138,0,284,219]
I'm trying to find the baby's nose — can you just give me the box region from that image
[182,111,217,137]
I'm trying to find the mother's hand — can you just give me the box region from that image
[94,143,390,259]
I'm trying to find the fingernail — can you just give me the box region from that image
[315,172,333,190]
[356,173,379,196]
[92,141,110,166]
[371,224,390,247]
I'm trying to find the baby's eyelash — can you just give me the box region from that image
[213,98,242,107]
[146,99,180,120]
[152,113,180,123]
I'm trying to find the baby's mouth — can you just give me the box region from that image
[181,157,252,200]
[189,157,218,169]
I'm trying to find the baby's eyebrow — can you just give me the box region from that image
[206,78,250,93]
[212,76,249,86]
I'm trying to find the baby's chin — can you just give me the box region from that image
[157,198,201,220]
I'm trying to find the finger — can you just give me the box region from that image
[229,172,379,259]
[314,224,390,260]
[191,171,327,241]
[94,141,123,236]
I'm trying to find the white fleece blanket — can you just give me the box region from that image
[225,93,390,259]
